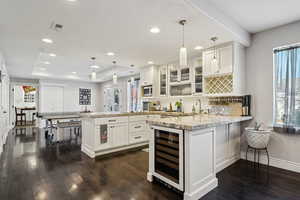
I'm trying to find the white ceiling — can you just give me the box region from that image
[208,0,300,33]
[0,0,241,82]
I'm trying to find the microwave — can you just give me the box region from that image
[143,85,153,97]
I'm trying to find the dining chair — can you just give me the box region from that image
[15,107,26,126]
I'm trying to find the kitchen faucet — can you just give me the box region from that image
[198,99,202,114]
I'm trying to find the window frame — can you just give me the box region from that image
[273,43,300,127]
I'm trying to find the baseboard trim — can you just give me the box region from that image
[81,145,96,158]
[241,151,300,173]
[216,155,240,173]
[184,178,218,200]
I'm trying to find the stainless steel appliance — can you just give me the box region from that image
[142,85,153,97]
[152,126,184,191]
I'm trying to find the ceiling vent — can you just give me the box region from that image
[50,22,63,32]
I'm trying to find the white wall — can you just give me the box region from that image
[39,79,101,113]
[245,21,300,166]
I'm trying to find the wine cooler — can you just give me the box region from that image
[153,127,184,191]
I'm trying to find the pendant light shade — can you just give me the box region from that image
[91,71,96,80]
[90,57,97,81]
[179,20,187,67]
[179,47,187,66]
[112,61,118,84]
[113,73,118,84]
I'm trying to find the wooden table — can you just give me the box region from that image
[17,107,36,125]
[37,112,81,143]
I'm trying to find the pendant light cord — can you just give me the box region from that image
[182,23,185,47]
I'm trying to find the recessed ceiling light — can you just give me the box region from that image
[49,53,56,57]
[194,46,203,50]
[67,0,77,2]
[42,38,53,44]
[40,67,47,71]
[90,65,99,69]
[43,61,50,65]
[72,71,77,74]
[106,52,115,56]
[150,27,160,34]
[147,61,154,65]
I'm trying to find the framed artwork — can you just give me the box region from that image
[79,88,91,105]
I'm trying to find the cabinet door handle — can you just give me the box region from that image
[134,136,142,139]
[108,120,116,122]
[134,126,142,129]
[110,126,114,128]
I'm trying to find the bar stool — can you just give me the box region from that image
[245,127,271,167]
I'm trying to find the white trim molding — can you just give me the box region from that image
[241,151,300,173]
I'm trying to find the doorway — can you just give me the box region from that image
[10,84,38,126]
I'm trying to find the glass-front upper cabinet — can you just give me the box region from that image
[169,65,179,83]
[169,64,191,84]
[193,57,203,94]
[159,66,167,96]
[180,67,190,82]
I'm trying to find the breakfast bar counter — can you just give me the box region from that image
[146,115,252,200]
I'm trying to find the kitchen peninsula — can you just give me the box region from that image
[80,112,194,158]
[147,115,252,200]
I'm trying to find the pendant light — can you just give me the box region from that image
[112,61,118,84]
[179,19,187,67]
[210,37,219,72]
[90,57,97,81]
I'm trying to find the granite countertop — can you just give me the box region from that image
[147,115,253,131]
[79,111,195,118]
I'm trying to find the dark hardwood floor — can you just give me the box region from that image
[0,127,300,200]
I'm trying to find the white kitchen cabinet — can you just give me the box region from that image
[228,123,241,158]
[203,44,232,76]
[192,56,203,95]
[215,123,241,172]
[203,50,219,76]
[168,64,192,85]
[215,125,228,166]
[82,115,153,158]
[110,123,129,147]
[203,42,246,96]
[159,65,168,96]
[219,45,233,74]
[140,66,154,86]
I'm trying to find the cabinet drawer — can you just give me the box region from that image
[129,132,147,144]
[95,117,128,124]
[129,122,146,133]
[129,115,147,122]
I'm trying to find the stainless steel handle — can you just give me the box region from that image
[134,136,142,139]
[108,120,116,122]
[134,126,142,129]
[110,126,114,128]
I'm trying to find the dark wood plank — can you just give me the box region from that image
[0,127,300,200]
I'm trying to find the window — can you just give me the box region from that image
[127,78,140,112]
[274,45,300,128]
[104,88,121,112]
